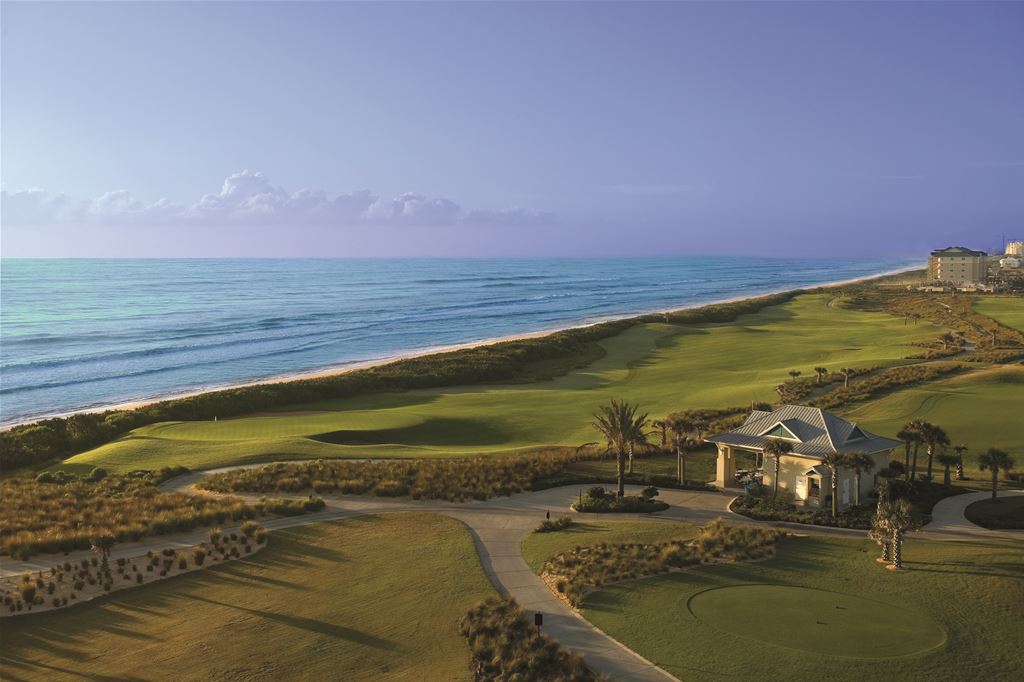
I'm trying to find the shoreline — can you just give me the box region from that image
[2,264,922,429]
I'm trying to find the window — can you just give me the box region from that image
[846,425,868,441]
[762,423,799,440]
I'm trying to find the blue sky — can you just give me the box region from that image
[2,1,1021,258]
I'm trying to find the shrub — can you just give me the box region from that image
[20,586,36,603]
[240,520,260,537]
[178,557,188,570]
[641,485,659,500]
[574,492,668,513]
[543,519,784,606]
[535,516,574,533]
[460,597,600,681]
[136,574,143,584]
[209,528,222,543]
[192,548,206,566]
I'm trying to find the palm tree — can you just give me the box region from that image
[90,533,115,577]
[668,416,696,485]
[896,425,918,479]
[844,452,875,507]
[869,508,891,564]
[884,499,913,570]
[953,443,968,480]
[651,419,669,449]
[762,438,793,495]
[814,367,828,385]
[978,448,1015,500]
[788,370,802,381]
[905,419,929,479]
[821,451,847,518]
[841,367,854,388]
[936,453,959,487]
[592,400,650,498]
[918,422,949,481]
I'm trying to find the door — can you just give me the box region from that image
[795,477,807,500]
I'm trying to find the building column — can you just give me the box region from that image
[714,445,739,488]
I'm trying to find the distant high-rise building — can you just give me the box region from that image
[1005,241,1024,256]
[927,246,988,284]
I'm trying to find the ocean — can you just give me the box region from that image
[0,257,917,425]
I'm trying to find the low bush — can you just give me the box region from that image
[572,486,668,513]
[543,519,783,606]
[254,497,326,516]
[535,516,574,533]
[459,597,602,681]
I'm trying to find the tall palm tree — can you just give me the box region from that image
[936,453,959,487]
[896,425,918,479]
[762,438,793,495]
[592,400,650,498]
[821,451,847,518]
[814,367,828,385]
[841,367,854,388]
[884,499,913,570]
[978,448,1015,500]
[953,443,968,480]
[651,419,669,449]
[844,452,875,507]
[919,422,949,481]
[905,419,929,479]
[668,416,696,485]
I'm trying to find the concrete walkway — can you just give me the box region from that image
[922,489,1024,540]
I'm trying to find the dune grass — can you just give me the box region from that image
[581,535,1024,681]
[974,297,1024,332]
[0,514,496,682]
[62,293,937,472]
[839,364,1024,479]
[521,520,697,573]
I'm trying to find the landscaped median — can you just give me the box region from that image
[537,519,784,608]
[1,522,268,616]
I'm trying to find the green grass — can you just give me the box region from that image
[840,364,1024,479]
[581,535,1024,681]
[964,495,1024,530]
[63,293,937,472]
[974,297,1024,332]
[0,514,495,681]
[520,520,696,573]
[686,584,945,657]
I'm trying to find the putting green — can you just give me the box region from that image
[686,584,945,658]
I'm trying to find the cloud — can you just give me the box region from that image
[1,170,550,229]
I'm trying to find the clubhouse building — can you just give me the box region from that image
[705,405,901,509]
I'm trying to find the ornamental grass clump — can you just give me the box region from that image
[459,597,603,682]
[200,448,589,503]
[543,519,783,607]
[535,516,574,533]
[0,473,255,559]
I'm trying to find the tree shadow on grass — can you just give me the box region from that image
[187,594,397,650]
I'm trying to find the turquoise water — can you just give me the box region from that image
[0,257,916,424]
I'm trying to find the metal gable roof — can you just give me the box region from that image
[705,404,901,460]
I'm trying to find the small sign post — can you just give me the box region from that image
[534,612,543,633]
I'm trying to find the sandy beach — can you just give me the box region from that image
[3,264,922,428]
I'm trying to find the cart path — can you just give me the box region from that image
[923,489,1024,539]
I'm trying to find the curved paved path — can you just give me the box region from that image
[923,489,1024,539]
